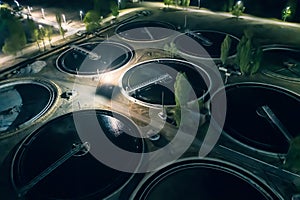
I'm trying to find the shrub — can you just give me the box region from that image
[220,34,232,65]
[235,30,262,75]
[231,1,245,18]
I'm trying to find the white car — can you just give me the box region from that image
[76,30,87,37]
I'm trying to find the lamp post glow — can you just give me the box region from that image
[41,8,45,19]
[118,0,121,9]
[282,6,292,22]
[79,10,83,21]
[14,0,19,7]
[62,14,66,24]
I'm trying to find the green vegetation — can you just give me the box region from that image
[2,33,26,55]
[0,5,27,55]
[285,0,298,21]
[164,0,173,8]
[231,1,245,18]
[173,72,191,127]
[174,72,191,106]
[282,6,292,21]
[45,26,53,47]
[181,0,190,8]
[163,42,178,58]
[38,26,46,51]
[33,29,41,51]
[110,1,119,18]
[220,34,232,66]
[83,10,101,32]
[235,30,262,75]
[55,13,65,39]
[163,0,190,9]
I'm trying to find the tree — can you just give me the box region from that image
[231,1,245,18]
[33,28,41,51]
[164,0,173,8]
[173,72,192,127]
[45,26,53,47]
[83,10,101,32]
[0,6,18,51]
[285,0,298,21]
[2,32,26,55]
[55,13,65,39]
[220,34,232,66]
[38,25,46,51]
[235,30,262,75]
[164,42,178,58]
[2,17,26,55]
[181,0,190,9]
[282,6,292,21]
[110,1,119,18]
[26,19,36,41]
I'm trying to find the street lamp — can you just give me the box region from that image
[62,14,66,24]
[118,0,121,9]
[198,0,200,9]
[13,0,19,7]
[79,10,83,21]
[41,8,45,19]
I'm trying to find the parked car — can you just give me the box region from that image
[76,30,87,37]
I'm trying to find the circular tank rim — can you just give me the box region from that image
[211,81,300,157]
[10,109,146,200]
[131,157,282,200]
[173,30,240,61]
[261,45,300,82]
[55,41,134,76]
[119,58,213,109]
[0,78,60,139]
[115,20,176,43]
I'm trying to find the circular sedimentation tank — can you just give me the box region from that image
[116,21,176,42]
[120,59,212,107]
[174,30,239,60]
[132,158,281,200]
[0,79,58,138]
[10,109,145,199]
[261,46,300,81]
[56,41,134,75]
[212,82,300,155]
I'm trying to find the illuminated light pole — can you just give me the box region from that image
[79,10,83,21]
[41,8,45,19]
[14,0,19,7]
[118,0,121,9]
[62,14,66,24]
[27,6,31,15]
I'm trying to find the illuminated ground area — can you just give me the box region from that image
[0,3,300,199]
